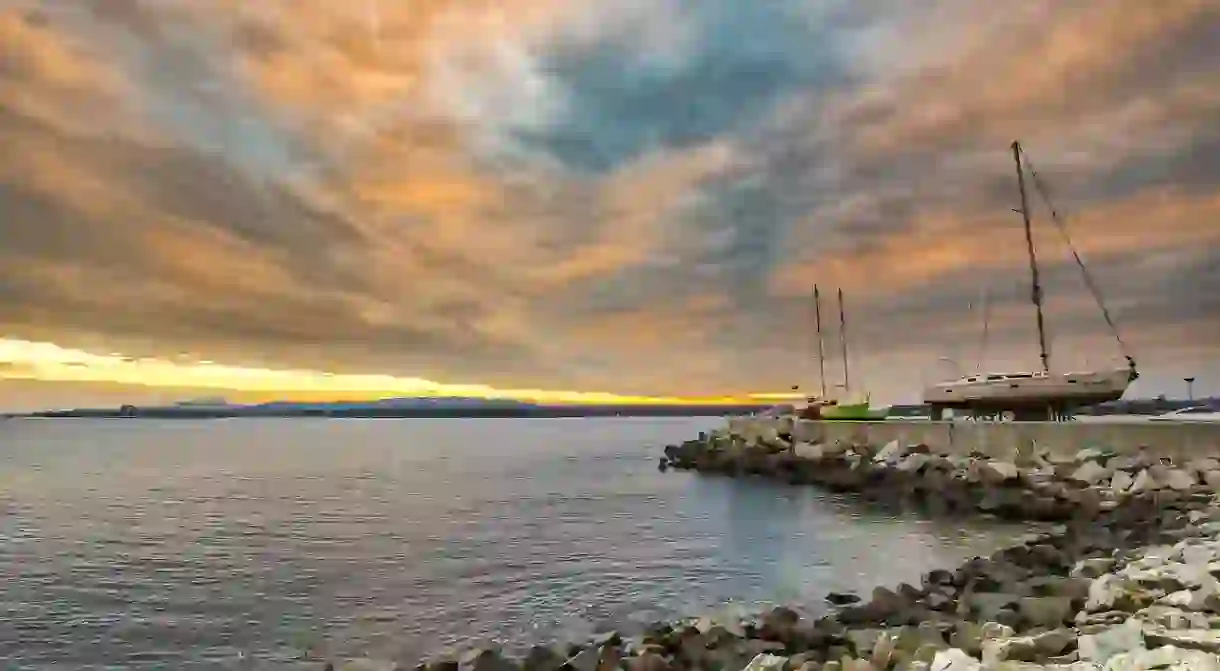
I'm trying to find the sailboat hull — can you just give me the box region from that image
[922,368,1132,411]
[920,143,1136,420]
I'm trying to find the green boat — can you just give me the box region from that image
[807,286,890,421]
[818,395,890,421]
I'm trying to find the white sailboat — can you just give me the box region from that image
[923,141,1139,421]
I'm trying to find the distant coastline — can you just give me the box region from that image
[4,395,1211,420]
[9,398,776,419]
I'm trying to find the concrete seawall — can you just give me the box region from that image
[725,417,1220,461]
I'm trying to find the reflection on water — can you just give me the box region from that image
[0,418,1028,669]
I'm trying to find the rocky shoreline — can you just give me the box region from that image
[330,435,1220,670]
[659,430,1220,522]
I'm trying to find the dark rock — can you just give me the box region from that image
[1017,596,1073,628]
[761,606,801,643]
[461,649,518,671]
[625,651,670,671]
[924,570,954,588]
[896,583,923,603]
[826,592,861,606]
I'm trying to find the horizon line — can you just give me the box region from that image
[0,337,785,406]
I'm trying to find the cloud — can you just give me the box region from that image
[504,1,855,173]
[0,0,1218,403]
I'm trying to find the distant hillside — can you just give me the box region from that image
[24,397,772,419]
[251,397,536,411]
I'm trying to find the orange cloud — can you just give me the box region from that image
[842,0,1220,157]
[772,185,1220,299]
[0,8,141,136]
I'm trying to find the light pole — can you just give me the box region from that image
[1185,377,1196,402]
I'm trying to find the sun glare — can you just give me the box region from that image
[0,338,755,405]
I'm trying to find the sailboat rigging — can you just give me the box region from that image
[838,288,850,395]
[975,286,991,374]
[813,285,827,399]
[923,141,1138,421]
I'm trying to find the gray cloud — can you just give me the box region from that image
[0,102,538,382]
[508,0,858,174]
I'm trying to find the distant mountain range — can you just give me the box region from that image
[17,396,774,419]
[250,396,537,411]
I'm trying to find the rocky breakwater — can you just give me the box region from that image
[660,431,1220,523]
[340,493,1220,671]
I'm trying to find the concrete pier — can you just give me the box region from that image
[725,417,1220,461]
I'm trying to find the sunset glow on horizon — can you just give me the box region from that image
[0,338,767,406]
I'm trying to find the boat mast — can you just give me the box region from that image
[813,285,827,398]
[976,286,991,374]
[1012,140,1050,374]
[837,288,850,394]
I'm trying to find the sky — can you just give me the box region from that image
[1,0,1218,410]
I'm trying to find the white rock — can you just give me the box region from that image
[1141,546,1181,565]
[1188,458,1220,475]
[982,622,1017,641]
[984,461,1020,481]
[1076,447,1108,463]
[1075,557,1119,579]
[981,630,1073,667]
[1109,470,1134,493]
[979,639,1010,667]
[1163,469,1199,491]
[1143,626,1220,654]
[874,440,906,464]
[1164,590,1197,608]
[1182,543,1220,567]
[930,648,981,671]
[755,426,781,447]
[1206,471,1220,490]
[776,415,795,435]
[1187,574,1220,611]
[742,653,789,671]
[1088,574,1136,612]
[1131,469,1158,493]
[1073,460,1113,485]
[1079,619,1145,664]
[823,442,850,458]
[794,442,825,460]
[871,631,900,670]
[1139,604,1210,630]
[897,453,933,473]
[1104,645,1220,671]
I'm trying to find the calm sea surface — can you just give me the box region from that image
[0,418,1028,669]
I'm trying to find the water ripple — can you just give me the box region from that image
[0,418,1029,669]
